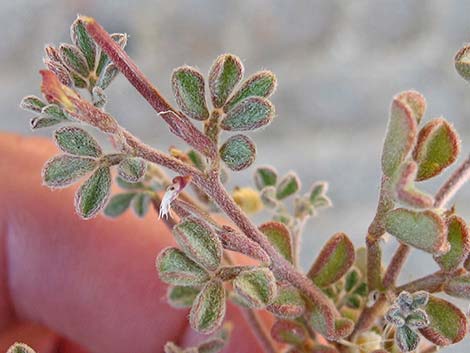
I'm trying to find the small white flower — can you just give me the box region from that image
[159,175,192,219]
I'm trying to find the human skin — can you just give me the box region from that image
[0,133,269,353]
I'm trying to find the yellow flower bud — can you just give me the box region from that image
[233,187,263,214]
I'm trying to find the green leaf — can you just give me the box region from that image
[104,192,136,218]
[444,273,470,299]
[42,154,97,188]
[6,343,36,353]
[394,160,434,208]
[54,126,102,157]
[307,233,355,287]
[220,134,256,171]
[310,181,328,204]
[381,93,417,177]
[267,285,305,319]
[30,116,63,129]
[74,166,111,219]
[419,296,467,346]
[307,304,354,341]
[276,172,300,200]
[259,221,293,263]
[59,43,89,77]
[395,90,426,124]
[384,208,448,254]
[173,216,222,271]
[42,104,69,120]
[172,66,209,121]
[131,192,151,217]
[116,176,145,190]
[224,70,277,112]
[406,308,430,329]
[156,247,210,286]
[270,319,307,345]
[96,33,127,77]
[189,279,226,334]
[254,166,278,190]
[345,269,359,292]
[395,325,420,352]
[435,216,470,271]
[97,63,119,89]
[71,17,96,70]
[167,285,200,308]
[455,44,470,82]
[20,95,46,112]
[413,117,460,181]
[233,267,277,309]
[221,97,274,131]
[209,54,244,108]
[118,157,147,183]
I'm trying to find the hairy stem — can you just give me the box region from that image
[382,243,410,289]
[434,154,470,208]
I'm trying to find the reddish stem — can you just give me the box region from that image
[434,154,470,208]
[382,243,410,288]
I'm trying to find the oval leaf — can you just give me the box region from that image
[42,154,96,188]
[419,296,467,346]
[444,273,470,299]
[381,94,417,177]
[59,43,89,78]
[384,208,448,254]
[74,166,111,219]
[267,285,305,319]
[276,172,300,200]
[118,157,147,183]
[435,216,470,271]
[104,192,136,218]
[271,319,307,345]
[395,90,426,124]
[209,54,244,108]
[394,160,434,208]
[156,247,210,286]
[190,279,226,334]
[172,66,209,121]
[71,17,96,70]
[396,325,420,352]
[220,134,256,171]
[233,267,277,309]
[97,63,119,89]
[259,221,293,263]
[224,70,277,112]
[173,216,222,271]
[20,95,46,113]
[30,116,62,129]
[167,285,200,308]
[455,45,470,82]
[221,97,274,131]
[54,126,102,157]
[254,166,278,190]
[307,232,355,287]
[413,117,460,181]
[131,192,151,218]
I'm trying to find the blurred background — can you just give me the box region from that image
[3,0,470,351]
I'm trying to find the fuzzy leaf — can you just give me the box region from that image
[173,216,222,271]
[116,176,145,190]
[444,273,470,299]
[54,126,102,157]
[220,134,256,171]
[190,279,226,334]
[224,70,277,112]
[406,308,430,329]
[20,95,46,112]
[104,192,135,218]
[209,54,244,108]
[71,17,96,70]
[233,267,277,309]
[74,166,111,219]
[42,104,69,120]
[276,172,300,200]
[307,233,355,287]
[308,305,354,341]
[455,45,470,82]
[381,94,417,177]
[260,186,278,208]
[396,325,420,352]
[96,33,128,77]
[59,43,89,77]
[172,66,209,121]
[118,157,147,183]
[271,320,307,345]
[435,216,470,271]
[267,285,305,319]
[254,166,278,190]
[156,247,210,286]
[259,221,293,263]
[221,97,274,131]
[167,285,200,308]
[217,228,270,263]
[30,116,62,129]
[413,117,460,181]
[345,269,359,292]
[216,265,255,281]
[132,192,151,217]
[394,160,434,208]
[42,155,96,188]
[395,90,426,124]
[384,208,448,254]
[419,296,467,346]
[6,343,36,353]
[310,181,328,204]
[97,63,119,89]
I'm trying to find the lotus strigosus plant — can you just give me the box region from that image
[16,14,470,353]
